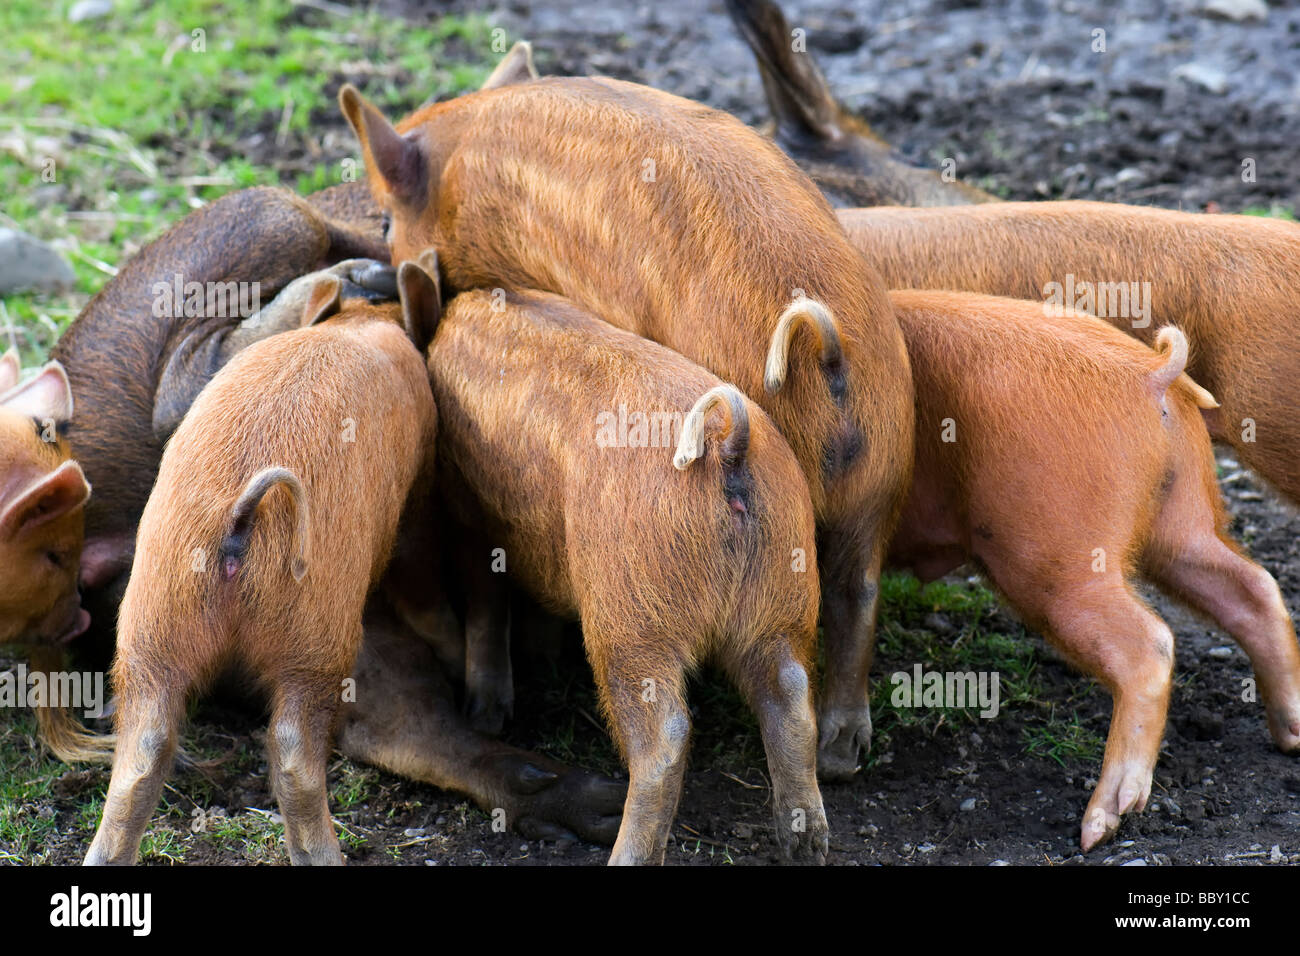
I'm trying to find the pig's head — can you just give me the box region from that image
[0,356,92,646]
[337,41,537,266]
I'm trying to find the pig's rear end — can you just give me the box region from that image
[89,308,435,866]
[887,288,1300,852]
[429,289,826,864]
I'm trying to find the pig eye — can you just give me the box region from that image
[45,551,65,569]
[380,212,392,240]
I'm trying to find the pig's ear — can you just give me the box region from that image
[1,362,74,424]
[339,85,427,208]
[0,350,19,394]
[481,41,538,90]
[0,460,90,541]
[301,275,343,327]
[397,255,441,352]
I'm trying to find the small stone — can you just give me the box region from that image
[923,612,953,635]
[0,228,76,294]
[959,797,977,812]
[434,815,447,826]
[1171,62,1229,95]
[1121,858,1148,866]
[1200,0,1268,22]
[988,859,1010,866]
[1270,845,1283,863]
[403,828,425,838]
[68,0,113,23]
[1207,646,1235,660]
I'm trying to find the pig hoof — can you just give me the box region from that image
[778,806,830,865]
[495,754,626,846]
[1266,712,1300,755]
[816,707,872,782]
[1080,765,1152,852]
[510,762,559,794]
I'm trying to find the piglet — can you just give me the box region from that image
[84,265,438,866]
[427,272,827,865]
[0,357,99,760]
[770,290,1300,850]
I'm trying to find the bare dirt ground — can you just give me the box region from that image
[6,0,1300,866]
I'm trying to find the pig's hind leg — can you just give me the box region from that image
[262,632,353,866]
[991,563,1174,852]
[587,627,691,866]
[1144,490,1300,755]
[725,642,828,863]
[84,628,212,865]
[814,526,885,782]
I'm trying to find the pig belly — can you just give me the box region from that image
[887,480,968,583]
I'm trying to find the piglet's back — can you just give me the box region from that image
[429,289,814,625]
[131,311,434,618]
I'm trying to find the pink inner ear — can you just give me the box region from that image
[1,364,73,423]
[0,461,90,539]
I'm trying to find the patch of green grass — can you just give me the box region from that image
[0,0,497,365]
[1022,708,1105,766]
[139,825,187,864]
[199,808,283,862]
[868,572,1048,758]
[1241,205,1296,220]
[0,710,65,862]
[329,760,380,811]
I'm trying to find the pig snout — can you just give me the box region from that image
[35,592,92,646]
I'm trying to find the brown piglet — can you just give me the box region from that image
[340,73,915,782]
[789,290,1299,850]
[839,201,1300,510]
[84,266,438,866]
[428,277,827,865]
[0,357,98,759]
[0,356,90,647]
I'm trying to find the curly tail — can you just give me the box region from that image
[673,385,751,470]
[221,467,310,582]
[1152,326,1219,410]
[764,297,844,395]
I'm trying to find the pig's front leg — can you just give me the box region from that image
[337,599,625,845]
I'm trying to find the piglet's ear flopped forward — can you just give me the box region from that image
[338,85,428,208]
[0,460,91,541]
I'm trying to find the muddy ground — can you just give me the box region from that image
[8,0,1300,866]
